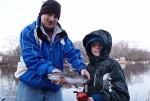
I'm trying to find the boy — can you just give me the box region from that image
[82,29,130,101]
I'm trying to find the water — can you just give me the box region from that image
[0,64,150,101]
[123,64,150,101]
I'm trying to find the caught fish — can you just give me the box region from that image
[48,72,88,84]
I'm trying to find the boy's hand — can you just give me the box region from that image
[80,69,90,80]
[87,97,94,101]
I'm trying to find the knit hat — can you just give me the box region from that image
[85,37,103,55]
[39,0,61,19]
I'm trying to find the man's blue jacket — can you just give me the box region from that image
[14,16,86,91]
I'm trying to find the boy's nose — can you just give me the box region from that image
[96,45,100,49]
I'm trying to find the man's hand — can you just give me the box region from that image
[80,69,90,81]
[53,76,67,85]
[52,69,67,85]
[52,69,62,73]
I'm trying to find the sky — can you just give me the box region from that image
[0,0,150,52]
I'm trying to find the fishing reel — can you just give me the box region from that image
[74,91,88,101]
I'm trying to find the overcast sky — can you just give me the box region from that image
[0,0,150,52]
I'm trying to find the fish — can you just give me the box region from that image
[47,72,88,84]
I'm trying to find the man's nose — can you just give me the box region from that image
[49,16,55,21]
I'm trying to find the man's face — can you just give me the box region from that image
[91,41,102,56]
[41,13,58,31]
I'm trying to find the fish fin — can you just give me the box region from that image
[74,83,78,88]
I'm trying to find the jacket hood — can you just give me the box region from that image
[83,29,112,63]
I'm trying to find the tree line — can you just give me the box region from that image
[74,40,150,63]
[0,40,150,65]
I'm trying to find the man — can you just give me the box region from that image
[14,0,90,101]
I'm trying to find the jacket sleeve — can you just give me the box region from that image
[63,38,86,73]
[100,61,130,101]
[20,28,55,76]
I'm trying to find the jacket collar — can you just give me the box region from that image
[40,23,62,43]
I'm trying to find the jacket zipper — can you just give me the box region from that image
[50,43,55,64]
[50,47,53,56]
[50,36,67,68]
[93,72,97,87]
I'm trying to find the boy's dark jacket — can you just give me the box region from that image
[83,29,130,101]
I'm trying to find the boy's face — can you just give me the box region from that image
[91,41,102,56]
